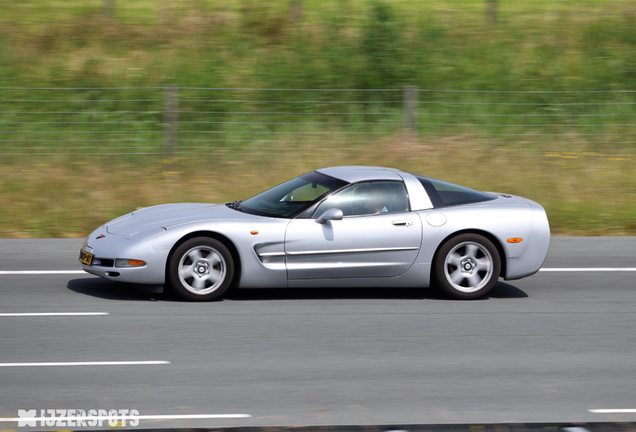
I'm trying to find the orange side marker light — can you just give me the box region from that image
[250,231,259,235]
[507,238,523,243]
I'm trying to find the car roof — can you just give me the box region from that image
[315,166,404,183]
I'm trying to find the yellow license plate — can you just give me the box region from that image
[79,249,94,266]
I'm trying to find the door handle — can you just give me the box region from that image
[392,220,413,227]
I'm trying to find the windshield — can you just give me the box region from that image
[237,171,347,218]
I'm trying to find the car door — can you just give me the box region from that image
[284,181,422,280]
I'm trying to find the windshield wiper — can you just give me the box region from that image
[226,200,243,210]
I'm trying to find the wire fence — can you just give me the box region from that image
[4,5,636,22]
[0,86,635,161]
[3,0,636,34]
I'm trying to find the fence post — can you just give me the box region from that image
[289,0,303,22]
[403,85,418,134]
[164,85,179,174]
[103,0,116,19]
[485,0,498,26]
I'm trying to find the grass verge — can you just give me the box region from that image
[1,133,635,238]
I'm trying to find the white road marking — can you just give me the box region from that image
[127,414,252,420]
[0,361,170,367]
[0,312,109,317]
[589,409,636,413]
[0,414,252,422]
[540,268,636,272]
[1,268,636,275]
[0,270,85,275]
[3,268,636,275]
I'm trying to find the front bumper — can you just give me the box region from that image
[80,230,170,285]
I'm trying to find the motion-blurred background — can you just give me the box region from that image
[1,0,635,237]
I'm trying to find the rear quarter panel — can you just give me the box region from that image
[415,196,549,282]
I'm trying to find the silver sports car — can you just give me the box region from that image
[80,166,550,300]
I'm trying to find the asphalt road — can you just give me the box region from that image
[1,237,636,430]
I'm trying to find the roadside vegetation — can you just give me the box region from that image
[1,0,635,237]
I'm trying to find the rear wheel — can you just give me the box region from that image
[434,233,501,300]
[168,237,234,301]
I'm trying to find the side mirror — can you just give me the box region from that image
[315,208,344,224]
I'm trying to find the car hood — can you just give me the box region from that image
[105,203,260,236]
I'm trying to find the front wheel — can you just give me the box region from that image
[168,237,234,301]
[434,234,501,300]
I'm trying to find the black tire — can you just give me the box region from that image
[434,233,501,300]
[168,237,234,301]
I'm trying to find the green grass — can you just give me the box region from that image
[0,1,636,237]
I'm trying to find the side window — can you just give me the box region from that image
[313,181,409,218]
[415,176,496,208]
